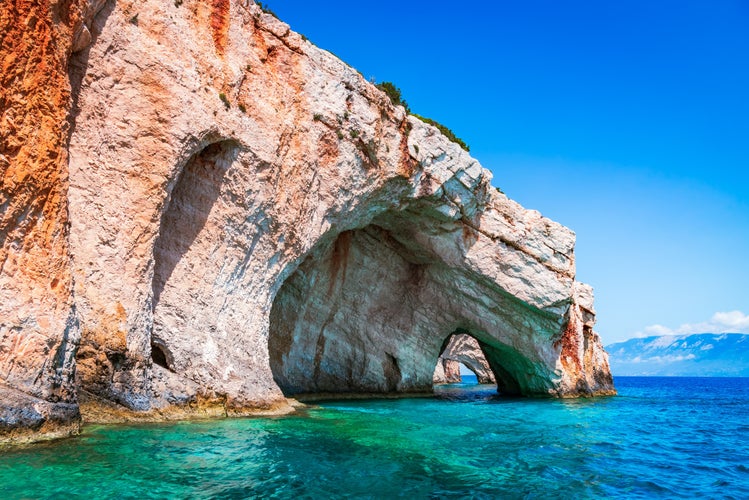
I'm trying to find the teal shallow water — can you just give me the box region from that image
[1,377,748,498]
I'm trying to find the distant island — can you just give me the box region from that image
[606,333,749,377]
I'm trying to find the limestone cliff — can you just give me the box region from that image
[0,0,614,445]
[0,0,108,444]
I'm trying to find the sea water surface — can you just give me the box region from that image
[2,377,748,498]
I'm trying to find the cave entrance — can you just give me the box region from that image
[150,343,171,371]
[150,140,238,369]
[458,363,475,381]
[433,332,497,386]
[268,218,541,399]
[268,225,441,398]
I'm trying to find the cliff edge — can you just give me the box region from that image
[1,0,614,446]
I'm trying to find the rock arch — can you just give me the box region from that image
[434,333,496,385]
[2,0,615,444]
[266,194,587,398]
[61,2,617,411]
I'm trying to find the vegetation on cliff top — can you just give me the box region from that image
[257,2,277,18]
[376,81,470,152]
[375,81,410,114]
[259,2,469,153]
[410,114,470,153]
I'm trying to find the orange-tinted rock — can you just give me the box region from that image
[0,0,109,445]
[1,0,82,444]
[210,0,231,55]
[1,1,615,446]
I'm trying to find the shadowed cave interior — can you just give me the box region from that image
[150,140,239,371]
[268,215,536,398]
[146,142,548,399]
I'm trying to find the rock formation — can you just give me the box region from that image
[0,0,614,445]
[433,359,462,385]
[0,0,108,444]
[433,334,496,384]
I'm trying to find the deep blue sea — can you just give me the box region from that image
[1,376,748,498]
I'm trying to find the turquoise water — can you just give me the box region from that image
[2,377,748,498]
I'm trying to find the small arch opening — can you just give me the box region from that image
[150,343,171,371]
[458,362,479,384]
[434,331,498,388]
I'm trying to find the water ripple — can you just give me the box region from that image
[1,378,748,498]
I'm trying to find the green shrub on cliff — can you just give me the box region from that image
[376,81,410,114]
[257,2,277,18]
[375,81,469,152]
[412,114,470,152]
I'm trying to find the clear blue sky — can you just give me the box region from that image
[268,1,749,344]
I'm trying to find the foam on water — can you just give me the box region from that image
[1,377,748,498]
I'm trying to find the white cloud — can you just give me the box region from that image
[645,324,674,335]
[712,311,749,330]
[629,354,696,364]
[634,310,749,338]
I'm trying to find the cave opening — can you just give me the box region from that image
[267,214,539,399]
[268,224,439,398]
[458,363,476,382]
[433,331,497,386]
[150,343,171,370]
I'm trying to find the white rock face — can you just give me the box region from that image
[59,0,614,418]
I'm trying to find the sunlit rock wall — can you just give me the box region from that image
[1,0,614,444]
[0,0,109,444]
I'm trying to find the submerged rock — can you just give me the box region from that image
[0,0,614,445]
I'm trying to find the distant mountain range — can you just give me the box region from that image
[606,333,749,377]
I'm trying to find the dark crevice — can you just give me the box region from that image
[151,344,170,370]
[383,353,402,392]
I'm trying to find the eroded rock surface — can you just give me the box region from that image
[1,0,614,445]
[0,0,108,445]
